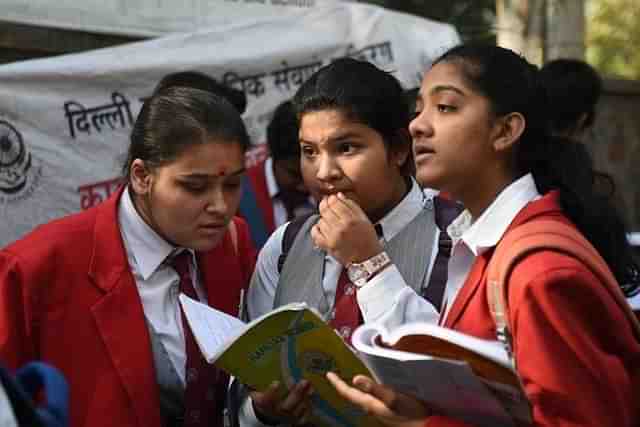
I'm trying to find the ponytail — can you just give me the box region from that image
[522,136,640,296]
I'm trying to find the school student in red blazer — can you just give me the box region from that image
[0,86,256,427]
[244,158,277,234]
[239,101,314,249]
[325,45,640,427]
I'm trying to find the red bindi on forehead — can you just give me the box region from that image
[215,167,228,177]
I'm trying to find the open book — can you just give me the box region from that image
[179,295,382,427]
[180,295,531,427]
[351,322,532,427]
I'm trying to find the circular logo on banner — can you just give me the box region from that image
[0,120,42,203]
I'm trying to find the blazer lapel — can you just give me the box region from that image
[443,252,491,328]
[92,275,161,427]
[443,191,564,328]
[88,189,162,427]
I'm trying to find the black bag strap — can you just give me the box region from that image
[277,213,315,274]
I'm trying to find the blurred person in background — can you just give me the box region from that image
[239,100,315,249]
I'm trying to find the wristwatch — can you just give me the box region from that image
[347,251,391,287]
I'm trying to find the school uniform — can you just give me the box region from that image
[247,179,441,324]
[0,187,256,427]
[239,157,315,249]
[377,174,640,427]
[239,179,443,426]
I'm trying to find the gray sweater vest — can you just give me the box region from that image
[272,205,438,318]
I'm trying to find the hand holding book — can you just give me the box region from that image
[179,295,531,427]
[327,372,430,427]
[250,379,314,425]
[340,323,532,427]
[179,295,382,427]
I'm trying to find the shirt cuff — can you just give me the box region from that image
[356,263,408,322]
[238,396,275,427]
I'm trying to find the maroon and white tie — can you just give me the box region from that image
[171,251,225,427]
[329,268,362,343]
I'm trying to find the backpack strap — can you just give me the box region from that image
[277,213,314,274]
[487,219,640,366]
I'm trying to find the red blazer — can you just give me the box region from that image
[0,190,256,427]
[427,193,640,427]
[245,159,276,233]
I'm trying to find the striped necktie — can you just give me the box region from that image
[171,251,225,427]
[423,196,462,311]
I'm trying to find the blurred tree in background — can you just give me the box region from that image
[358,0,640,81]
[360,0,496,43]
[587,0,640,79]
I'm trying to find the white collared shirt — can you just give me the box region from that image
[368,174,541,329]
[264,157,315,227]
[118,186,208,384]
[442,174,540,320]
[247,179,438,323]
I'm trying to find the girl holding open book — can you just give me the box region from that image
[0,85,256,427]
[238,57,452,425]
[326,44,640,427]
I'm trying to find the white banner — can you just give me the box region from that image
[0,0,349,37]
[0,2,459,246]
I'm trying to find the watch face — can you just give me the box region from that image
[347,266,368,284]
[346,252,390,287]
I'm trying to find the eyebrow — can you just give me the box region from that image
[430,85,466,96]
[300,131,363,145]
